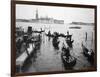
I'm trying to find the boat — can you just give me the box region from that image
[59,33,66,37]
[66,40,74,47]
[65,35,74,47]
[33,30,44,33]
[69,26,81,29]
[52,36,59,50]
[82,43,94,65]
[61,47,76,69]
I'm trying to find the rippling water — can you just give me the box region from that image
[16,22,95,73]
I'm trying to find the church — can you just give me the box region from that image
[16,9,64,24]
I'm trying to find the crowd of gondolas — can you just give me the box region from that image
[46,29,95,68]
[46,31,77,69]
[16,26,41,58]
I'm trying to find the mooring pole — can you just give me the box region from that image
[85,32,87,42]
[85,32,87,47]
[91,32,93,49]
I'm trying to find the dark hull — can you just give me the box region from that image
[61,54,76,69]
[52,41,59,50]
[66,40,74,47]
[69,26,81,29]
[46,34,54,37]
[82,44,94,65]
[52,37,59,50]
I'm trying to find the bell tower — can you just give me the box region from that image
[36,9,38,19]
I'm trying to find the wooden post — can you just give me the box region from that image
[91,32,93,49]
[85,32,88,47]
[85,32,87,42]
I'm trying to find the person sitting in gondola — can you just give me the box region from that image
[23,35,30,56]
[61,43,76,69]
[66,31,74,47]
[62,43,70,60]
[52,36,59,50]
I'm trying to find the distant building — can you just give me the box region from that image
[16,9,64,24]
[36,9,39,20]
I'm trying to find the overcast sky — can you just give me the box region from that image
[16,4,94,23]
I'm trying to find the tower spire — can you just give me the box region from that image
[36,9,38,19]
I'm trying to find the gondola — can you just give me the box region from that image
[82,43,94,65]
[61,46,76,69]
[52,36,59,50]
[59,33,66,37]
[69,26,81,29]
[66,40,74,47]
[65,34,74,48]
[46,33,54,37]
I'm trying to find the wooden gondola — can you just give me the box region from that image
[65,34,74,48]
[33,30,44,34]
[52,36,59,50]
[61,47,76,69]
[46,33,54,37]
[59,33,66,37]
[82,43,94,65]
[66,40,74,47]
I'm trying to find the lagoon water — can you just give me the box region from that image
[16,22,95,73]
